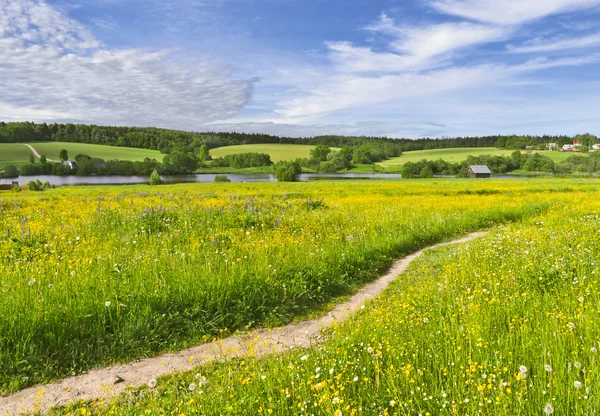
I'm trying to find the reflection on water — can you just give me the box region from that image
[2,173,406,187]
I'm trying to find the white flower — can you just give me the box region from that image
[367,347,373,354]
[197,377,208,386]
[544,403,554,414]
[574,381,582,389]
[568,322,576,330]
[353,376,359,382]
[332,397,340,404]
[329,368,334,375]
[300,355,309,361]
[389,400,396,407]
[519,365,528,373]
[148,378,157,388]
[544,364,553,372]
[578,296,584,302]
[574,362,582,369]
[592,347,597,353]
[189,383,197,391]
[105,301,111,307]
[423,317,429,323]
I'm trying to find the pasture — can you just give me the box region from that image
[46,179,600,415]
[209,144,337,162]
[0,142,163,166]
[378,148,515,167]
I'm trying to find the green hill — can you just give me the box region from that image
[0,142,163,167]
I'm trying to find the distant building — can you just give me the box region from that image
[468,165,491,179]
[89,158,107,168]
[63,160,78,169]
[592,144,600,152]
[546,143,558,150]
[562,144,580,152]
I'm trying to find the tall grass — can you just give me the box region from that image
[0,180,572,394]
[60,191,600,415]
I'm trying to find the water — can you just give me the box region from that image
[2,173,404,187]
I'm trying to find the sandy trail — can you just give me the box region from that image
[0,231,487,415]
[22,144,59,163]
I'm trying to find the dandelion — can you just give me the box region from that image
[568,322,576,330]
[574,381,582,389]
[578,296,584,302]
[188,383,197,391]
[105,301,111,307]
[423,317,429,323]
[300,355,309,361]
[519,365,528,373]
[389,400,396,407]
[592,347,597,353]
[544,403,554,414]
[544,364,553,372]
[353,376,359,382]
[147,378,157,388]
[574,362,582,369]
[367,347,373,354]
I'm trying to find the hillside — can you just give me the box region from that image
[0,142,163,166]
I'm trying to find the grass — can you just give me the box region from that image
[378,148,514,167]
[0,142,164,166]
[209,144,339,162]
[0,179,573,395]
[379,148,586,167]
[54,184,600,415]
[0,144,38,168]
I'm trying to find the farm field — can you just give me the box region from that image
[379,147,579,167]
[378,148,514,167]
[0,144,40,168]
[0,179,571,395]
[0,142,163,166]
[68,198,600,415]
[209,144,339,162]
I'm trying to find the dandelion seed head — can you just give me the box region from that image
[148,378,157,388]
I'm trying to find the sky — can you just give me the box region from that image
[1,0,600,138]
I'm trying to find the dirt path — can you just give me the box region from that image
[22,144,59,162]
[0,232,487,415]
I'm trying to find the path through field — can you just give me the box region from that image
[0,232,487,415]
[21,144,59,162]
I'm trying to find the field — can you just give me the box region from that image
[377,148,513,167]
[68,198,600,416]
[0,144,40,168]
[379,148,578,167]
[209,144,337,162]
[0,142,163,166]
[2,179,600,415]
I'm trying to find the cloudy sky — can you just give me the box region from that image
[1,0,600,137]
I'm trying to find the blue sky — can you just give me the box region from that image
[1,0,600,138]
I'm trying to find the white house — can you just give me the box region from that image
[63,160,78,169]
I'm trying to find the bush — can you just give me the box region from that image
[27,180,44,191]
[214,175,231,183]
[420,165,434,178]
[2,165,18,178]
[149,169,163,185]
[274,161,301,182]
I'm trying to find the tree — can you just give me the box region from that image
[40,154,47,164]
[29,154,35,164]
[401,166,414,179]
[59,149,69,161]
[163,151,198,174]
[149,169,163,185]
[2,165,18,178]
[310,145,331,162]
[275,161,301,182]
[420,165,434,178]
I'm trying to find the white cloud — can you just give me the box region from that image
[430,0,600,25]
[0,0,255,128]
[328,17,512,73]
[508,32,600,53]
[276,54,600,119]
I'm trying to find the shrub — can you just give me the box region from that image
[214,175,231,183]
[275,161,301,182]
[149,169,163,185]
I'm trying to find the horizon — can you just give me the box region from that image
[1,0,600,138]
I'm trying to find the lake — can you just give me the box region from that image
[2,173,404,187]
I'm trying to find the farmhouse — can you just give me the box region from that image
[468,165,491,178]
[63,160,78,169]
[592,144,600,152]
